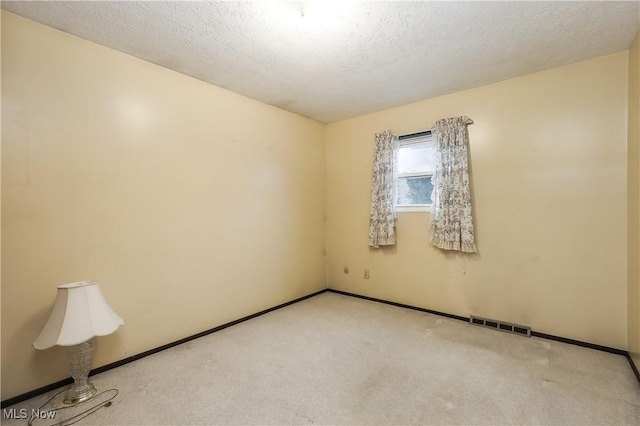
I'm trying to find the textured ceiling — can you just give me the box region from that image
[2,1,639,123]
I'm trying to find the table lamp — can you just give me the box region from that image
[33,280,124,404]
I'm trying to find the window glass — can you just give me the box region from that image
[397,143,435,174]
[397,175,433,205]
[395,135,435,207]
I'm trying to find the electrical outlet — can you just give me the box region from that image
[364,269,370,279]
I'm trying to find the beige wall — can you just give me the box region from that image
[1,12,326,400]
[326,53,629,349]
[629,30,640,370]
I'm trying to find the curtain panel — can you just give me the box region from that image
[430,116,477,253]
[368,130,398,248]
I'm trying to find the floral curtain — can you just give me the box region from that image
[430,116,477,253]
[368,130,398,248]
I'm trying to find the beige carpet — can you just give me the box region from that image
[4,292,640,425]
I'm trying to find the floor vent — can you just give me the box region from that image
[469,315,531,337]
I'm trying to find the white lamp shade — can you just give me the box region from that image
[33,281,124,350]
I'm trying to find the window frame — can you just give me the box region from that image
[395,131,435,212]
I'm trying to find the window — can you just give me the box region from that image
[396,131,435,210]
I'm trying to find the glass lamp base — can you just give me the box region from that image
[64,382,97,405]
[64,341,97,405]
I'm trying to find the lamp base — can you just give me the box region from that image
[63,381,97,405]
[63,341,97,405]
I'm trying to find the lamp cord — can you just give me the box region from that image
[27,388,119,426]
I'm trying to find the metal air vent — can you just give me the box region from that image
[470,315,531,337]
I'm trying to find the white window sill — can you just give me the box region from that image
[396,205,432,213]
